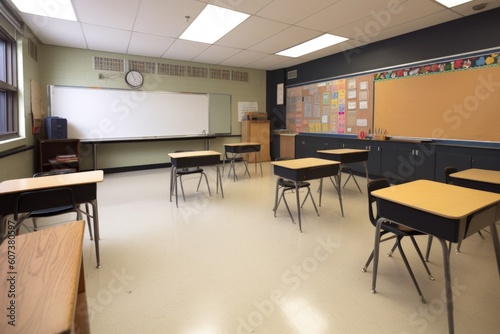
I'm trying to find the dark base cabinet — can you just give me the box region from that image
[294,134,500,183]
[38,139,80,173]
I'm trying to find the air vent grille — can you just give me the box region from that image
[93,56,124,71]
[158,63,186,76]
[93,56,249,82]
[128,60,156,74]
[287,70,297,79]
[232,71,248,82]
[210,68,231,80]
[187,66,209,78]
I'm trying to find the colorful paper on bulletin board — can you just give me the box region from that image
[315,123,322,132]
[323,92,330,105]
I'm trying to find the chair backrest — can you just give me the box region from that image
[367,178,390,226]
[15,187,77,218]
[33,169,72,177]
[444,166,458,184]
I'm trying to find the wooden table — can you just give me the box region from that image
[0,220,89,334]
[450,168,500,272]
[371,180,500,334]
[223,142,262,181]
[168,150,223,206]
[317,148,370,212]
[0,170,104,268]
[271,158,341,232]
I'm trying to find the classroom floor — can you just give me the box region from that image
[66,162,498,333]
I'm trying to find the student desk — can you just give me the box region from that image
[223,142,262,181]
[371,180,500,334]
[169,150,223,206]
[271,158,341,232]
[0,220,89,334]
[0,170,103,268]
[450,168,500,272]
[317,148,369,209]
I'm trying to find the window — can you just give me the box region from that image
[0,28,18,140]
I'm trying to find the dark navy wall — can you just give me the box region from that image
[266,7,500,130]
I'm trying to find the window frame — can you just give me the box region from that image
[0,27,18,141]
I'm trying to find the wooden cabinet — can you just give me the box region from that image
[241,120,271,162]
[279,134,296,159]
[38,139,80,173]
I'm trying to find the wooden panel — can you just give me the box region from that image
[241,120,270,162]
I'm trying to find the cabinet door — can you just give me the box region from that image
[295,136,322,158]
[435,152,472,182]
[472,156,500,170]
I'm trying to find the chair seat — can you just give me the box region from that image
[279,179,311,189]
[176,167,204,175]
[30,205,74,217]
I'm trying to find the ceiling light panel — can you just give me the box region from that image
[435,0,473,8]
[180,4,250,44]
[10,0,77,21]
[276,34,348,58]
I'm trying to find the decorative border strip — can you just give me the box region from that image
[374,52,500,81]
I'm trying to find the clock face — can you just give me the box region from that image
[125,70,144,89]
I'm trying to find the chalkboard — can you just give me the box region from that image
[48,86,230,140]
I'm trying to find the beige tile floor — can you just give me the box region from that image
[71,162,500,334]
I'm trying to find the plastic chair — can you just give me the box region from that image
[174,151,211,201]
[362,178,434,304]
[11,187,80,239]
[16,170,94,240]
[272,158,319,222]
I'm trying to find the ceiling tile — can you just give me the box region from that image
[74,0,141,30]
[127,33,176,58]
[162,39,210,61]
[82,24,131,54]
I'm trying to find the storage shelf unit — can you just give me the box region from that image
[38,139,80,173]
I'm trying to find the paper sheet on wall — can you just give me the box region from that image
[238,101,259,121]
[30,79,43,134]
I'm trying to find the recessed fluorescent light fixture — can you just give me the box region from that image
[435,0,472,8]
[276,34,348,58]
[10,0,77,21]
[180,4,250,44]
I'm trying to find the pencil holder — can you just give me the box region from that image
[373,134,387,141]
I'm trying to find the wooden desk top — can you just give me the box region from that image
[372,179,500,219]
[0,220,85,334]
[271,157,340,169]
[0,170,104,195]
[168,150,221,158]
[317,148,369,154]
[224,142,261,147]
[450,168,500,185]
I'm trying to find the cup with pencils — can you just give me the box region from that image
[372,128,387,140]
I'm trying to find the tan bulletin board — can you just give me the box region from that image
[374,64,500,142]
[286,74,374,136]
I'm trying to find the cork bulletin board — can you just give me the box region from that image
[286,73,374,136]
[373,64,500,142]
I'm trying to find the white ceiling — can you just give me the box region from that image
[11,0,500,70]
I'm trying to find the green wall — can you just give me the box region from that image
[0,38,266,178]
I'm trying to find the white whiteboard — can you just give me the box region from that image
[48,86,210,140]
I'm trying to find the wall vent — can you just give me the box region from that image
[93,56,124,72]
[158,63,186,77]
[287,70,297,79]
[186,66,209,78]
[128,60,156,74]
[232,71,248,82]
[210,68,231,80]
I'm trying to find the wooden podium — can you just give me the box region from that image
[241,120,270,162]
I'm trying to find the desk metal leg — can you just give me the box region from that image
[91,199,101,268]
[216,165,224,198]
[362,161,369,183]
[371,217,383,294]
[439,238,454,334]
[294,181,302,232]
[490,220,500,277]
[334,174,344,217]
